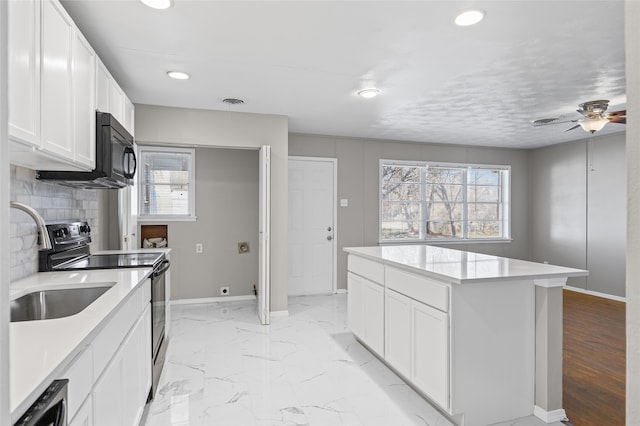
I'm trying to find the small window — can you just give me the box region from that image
[380,160,510,242]
[138,146,196,221]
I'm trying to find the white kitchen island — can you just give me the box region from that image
[344,245,588,426]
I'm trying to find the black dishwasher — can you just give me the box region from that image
[14,380,68,426]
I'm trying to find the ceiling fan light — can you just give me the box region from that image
[455,10,485,26]
[140,0,173,9]
[357,88,380,99]
[579,117,609,133]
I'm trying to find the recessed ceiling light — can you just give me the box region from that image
[140,0,173,10]
[167,71,189,80]
[357,88,380,99]
[455,10,485,26]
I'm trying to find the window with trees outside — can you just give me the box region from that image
[138,146,196,220]
[380,160,510,242]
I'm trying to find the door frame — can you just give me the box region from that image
[288,156,338,294]
[259,145,271,325]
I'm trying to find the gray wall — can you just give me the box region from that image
[9,165,107,281]
[289,133,531,291]
[529,132,626,297]
[135,104,289,312]
[138,147,259,301]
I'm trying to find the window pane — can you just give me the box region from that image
[143,184,189,215]
[382,182,420,201]
[467,185,500,202]
[381,221,421,239]
[467,203,499,221]
[426,202,462,221]
[382,166,420,183]
[467,221,501,238]
[381,202,420,221]
[426,221,462,238]
[468,169,500,185]
[140,149,193,217]
[425,183,463,203]
[426,168,463,185]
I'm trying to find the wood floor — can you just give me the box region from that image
[563,289,626,426]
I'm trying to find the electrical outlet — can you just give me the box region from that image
[220,286,230,296]
[196,243,203,253]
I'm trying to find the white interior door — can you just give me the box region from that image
[288,157,336,295]
[258,145,271,325]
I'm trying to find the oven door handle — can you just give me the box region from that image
[153,260,170,277]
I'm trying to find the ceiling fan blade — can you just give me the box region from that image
[565,124,581,132]
[607,110,626,117]
[532,118,576,127]
[608,116,626,124]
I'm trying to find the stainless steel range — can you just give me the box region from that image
[39,221,169,401]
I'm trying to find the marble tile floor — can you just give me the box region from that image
[141,295,564,426]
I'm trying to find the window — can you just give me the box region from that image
[380,160,510,242]
[138,146,196,220]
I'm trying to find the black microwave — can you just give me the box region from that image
[36,112,137,189]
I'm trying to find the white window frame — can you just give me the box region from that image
[379,159,511,244]
[138,146,197,222]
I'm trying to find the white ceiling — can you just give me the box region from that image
[61,0,626,149]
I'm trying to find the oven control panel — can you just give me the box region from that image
[46,222,92,249]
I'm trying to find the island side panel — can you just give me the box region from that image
[450,280,535,426]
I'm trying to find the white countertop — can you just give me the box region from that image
[344,245,588,284]
[9,267,153,421]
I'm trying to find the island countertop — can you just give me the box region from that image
[344,245,588,284]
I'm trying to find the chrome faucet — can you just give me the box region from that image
[10,201,53,250]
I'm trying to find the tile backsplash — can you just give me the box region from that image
[10,165,102,282]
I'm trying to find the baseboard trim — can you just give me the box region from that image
[564,286,627,303]
[270,310,289,317]
[336,289,347,294]
[533,406,568,423]
[171,295,256,305]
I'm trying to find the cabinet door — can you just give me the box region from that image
[124,96,135,136]
[122,305,151,426]
[385,289,411,377]
[92,351,124,426]
[363,281,384,355]
[109,79,125,124]
[96,59,110,113]
[8,0,41,146]
[41,0,74,159]
[347,272,364,339]
[412,302,449,410]
[72,29,96,169]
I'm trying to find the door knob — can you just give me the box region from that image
[327,235,333,241]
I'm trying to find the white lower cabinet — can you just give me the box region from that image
[56,280,151,426]
[385,289,449,410]
[384,289,411,378]
[94,305,151,426]
[411,300,449,410]
[347,272,384,355]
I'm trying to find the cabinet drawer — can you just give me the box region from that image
[348,255,384,284]
[62,345,93,421]
[386,267,449,313]
[93,285,143,378]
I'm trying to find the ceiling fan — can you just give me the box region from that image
[532,100,626,133]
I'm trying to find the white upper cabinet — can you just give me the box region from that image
[96,59,110,114]
[8,0,41,147]
[8,0,134,172]
[72,30,96,169]
[96,58,135,136]
[40,0,74,159]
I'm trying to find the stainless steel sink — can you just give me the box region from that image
[10,284,115,322]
